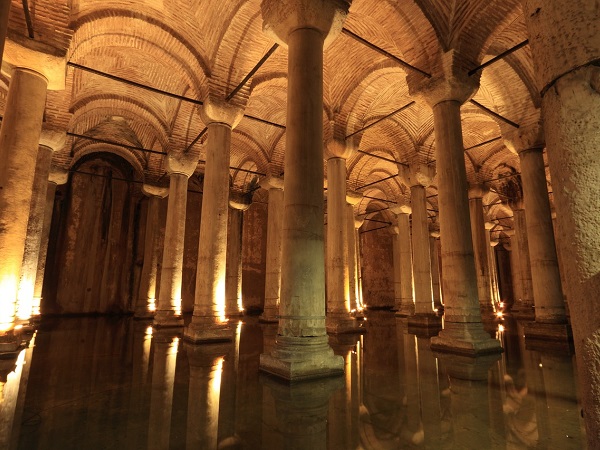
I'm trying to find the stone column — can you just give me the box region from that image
[135,185,168,319]
[325,140,359,334]
[468,184,494,315]
[409,61,501,355]
[226,193,251,318]
[429,228,442,312]
[485,223,501,309]
[390,226,402,313]
[354,217,365,310]
[400,162,440,329]
[32,166,68,318]
[258,0,348,380]
[259,176,284,323]
[153,152,197,328]
[505,125,567,333]
[510,202,535,318]
[504,231,522,308]
[16,131,66,323]
[391,205,414,317]
[0,68,49,331]
[185,97,242,343]
[346,191,363,315]
[0,2,10,69]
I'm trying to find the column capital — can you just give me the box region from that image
[502,120,545,155]
[400,161,435,188]
[429,221,440,237]
[484,221,496,231]
[490,239,500,248]
[467,183,488,199]
[48,165,69,185]
[260,175,284,191]
[201,95,244,128]
[261,0,350,48]
[407,50,479,107]
[165,151,198,177]
[142,184,168,199]
[354,215,365,229]
[389,203,412,215]
[3,35,66,90]
[39,128,66,152]
[229,190,252,211]
[389,225,400,236]
[325,138,355,160]
[346,190,362,206]
[504,229,516,237]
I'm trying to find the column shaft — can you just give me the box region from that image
[32,181,58,315]
[430,236,442,310]
[260,188,283,322]
[0,68,48,330]
[225,207,244,317]
[186,122,233,341]
[469,195,493,313]
[392,231,402,311]
[17,145,54,321]
[0,1,10,68]
[346,205,360,312]
[154,173,188,326]
[519,148,565,323]
[396,213,414,316]
[136,196,163,318]
[512,208,534,314]
[410,185,434,315]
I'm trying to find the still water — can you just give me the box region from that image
[1,311,585,449]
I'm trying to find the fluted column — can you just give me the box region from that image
[185,97,242,343]
[32,166,68,319]
[408,57,501,355]
[0,68,49,332]
[226,193,251,318]
[259,176,284,323]
[346,191,363,316]
[259,0,348,380]
[17,131,66,323]
[154,152,197,328]
[325,140,359,334]
[468,184,494,315]
[391,205,414,317]
[135,185,168,319]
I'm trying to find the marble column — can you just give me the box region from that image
[259,0,348,380]
[510,202,535,318]
[32,166,68,319]
[468,184,494,315]
[429,228,443,312]
[226,193,251,318]
[17,132,66,323]
[391,226,402,313]
[0,2,10,69]
[504,231,522,308]
[354,217,365,310]
[409,62,501,355]
[400,162,439,328]
[485,223,501,309]
[325,140,359,334]
[391,205,414,317]
[259,176,284,323]
[346,191,363,315]
[153,152,197,328]
[135,185,168,319]
[505,124,567,330]
[0,68,49,332]
[185,97,242,342]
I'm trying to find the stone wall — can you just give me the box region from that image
[360,228,394,309]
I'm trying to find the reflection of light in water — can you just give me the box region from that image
[498,324,505,332]
[0,276,17,330]
[32,297,41,317]
[211,357,224,397]
[496,311,503,318]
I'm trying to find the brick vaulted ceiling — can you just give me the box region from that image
[3,0,540,238]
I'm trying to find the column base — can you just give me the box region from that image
[326,313,365,334]
[259,315,279,323]
[259,335,344,381]
[134,307,155,320]
[407,313,442,332]
[431,322,503,357]
[184,318,234,343]
[434,352,502,381]
[153,311,184,328]
[510,304,535,320]
[0,333,21,356]
[395,304,415,317]
[524,322,574,353]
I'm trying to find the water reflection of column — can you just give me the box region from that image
[217,324,241,447]
[439,354,501,449]
[401,323,422,444]
[148,331,179,450]
[416,335,442,448]
[0,336,34,449]
[126,322,153,448]
[262,376,343,450]
[328,335,360,449]
[184,343,228,449]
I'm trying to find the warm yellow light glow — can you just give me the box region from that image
[499,301,505,309]
[145,326,153,336]
[496,311,503,318]
[211,357,224,397]
[237,296,244,315]
[31,297,41,317]
[216,278,227,322]
[0,277,18,331]
[16,278,35,321]
[14,324,23,330]
[148,298,156,312]
[498,324,505,332]
[169,337,180,355]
